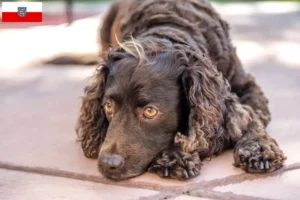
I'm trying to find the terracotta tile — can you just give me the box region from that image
[0,169,159,200]
[214,169,300,200]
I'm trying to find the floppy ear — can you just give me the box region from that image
[175,55,225,157]
[76,65,110,159]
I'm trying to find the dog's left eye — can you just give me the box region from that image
[143,107,158,119]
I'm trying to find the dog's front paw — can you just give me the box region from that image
[234,138,286,173]
[148,150,202,180]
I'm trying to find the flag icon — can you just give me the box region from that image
[1,2,42,22]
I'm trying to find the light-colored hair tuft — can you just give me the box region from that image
[115,35,173,67]
[115,35,146,67]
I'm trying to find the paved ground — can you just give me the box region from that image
[0,2,300,200]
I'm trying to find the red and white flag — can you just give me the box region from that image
[1,2,42,22]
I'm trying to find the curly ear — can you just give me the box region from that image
[175,55,226,156]
[76,65,109,159]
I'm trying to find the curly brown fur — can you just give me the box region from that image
[76,65,109,158]
[75,0,286,180]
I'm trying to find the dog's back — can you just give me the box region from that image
[102,0,235,78]
[46,0,234,79]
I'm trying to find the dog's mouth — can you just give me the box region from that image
[97,158,148,180]
[98,165,144,180]
[101,170,142,180]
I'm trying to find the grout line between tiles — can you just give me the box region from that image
[0,161,181,192]
[179,162,300,192]
[0,161,299,197]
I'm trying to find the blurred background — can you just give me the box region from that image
[0,0,299,133]
[0,2,299,116]
[0,0,299,69]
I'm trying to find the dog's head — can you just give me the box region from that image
[76,38,224,180]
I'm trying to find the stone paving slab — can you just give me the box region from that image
[214,170,300,200]
[0,169,160,200]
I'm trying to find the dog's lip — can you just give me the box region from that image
[99,169,141,180]
[97,163,123,179]
[98,162,145,180]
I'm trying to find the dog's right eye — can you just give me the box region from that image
[104,102,113,115]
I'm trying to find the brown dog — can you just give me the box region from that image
[49,0,286,180]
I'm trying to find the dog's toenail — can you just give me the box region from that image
[164,168,169,177]
[240,155,245,162]
[260,161,264,169]
[183,169,189,178]
[189,169,195,177]
[249,162,253,168]
[265,160,270,169]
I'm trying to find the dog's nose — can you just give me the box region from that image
[99,154,124,170]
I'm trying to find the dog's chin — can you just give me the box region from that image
[99,169,144,181]
[98,166,145,181]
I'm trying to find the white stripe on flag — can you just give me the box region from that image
[2,2,42,12]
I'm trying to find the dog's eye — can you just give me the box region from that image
[143,107,158,119]
[104,102,113,114]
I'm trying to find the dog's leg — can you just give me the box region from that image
[223,95,286,173]
[148,145,202,180]
[229,51,271,127]
[234,114,287,173]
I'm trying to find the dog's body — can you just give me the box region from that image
[58,0,286,180]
